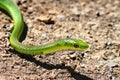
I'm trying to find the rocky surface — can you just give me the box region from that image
[0,0,120,80]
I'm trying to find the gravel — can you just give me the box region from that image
[0,0,120,80]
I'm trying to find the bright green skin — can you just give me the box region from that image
[0,0,89,55]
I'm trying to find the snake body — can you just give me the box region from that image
[0,0,89,55]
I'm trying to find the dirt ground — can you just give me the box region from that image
[0,0,120,80]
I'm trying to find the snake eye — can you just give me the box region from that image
[74,43,79,48]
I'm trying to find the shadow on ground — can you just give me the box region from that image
[14,53,93,80]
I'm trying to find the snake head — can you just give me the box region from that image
[62,39,89,51]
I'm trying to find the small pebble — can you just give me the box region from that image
[48,10,59,15]
[57,14,66,21]
[37,15,54,24]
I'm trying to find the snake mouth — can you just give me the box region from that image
[79,41,89,50]
[82,43,89,50]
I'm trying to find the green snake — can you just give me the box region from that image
[0,0,89,55]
